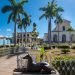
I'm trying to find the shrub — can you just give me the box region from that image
[40,47,45,61]
[52,56,75,69]
[71,46,75,49]
[52,60,60,69]
[57,45,70,49]
[10,45,15,47]
[44,46,52,50]
[6,45,9,47]
[43,43,49,47]
[52,45,56,49]
[61,49,70,54]
[53,56,75,61]
[0,45,4,48]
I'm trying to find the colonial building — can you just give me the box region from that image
[16,32,32,44]
[43,19,75,43]
[12,32,39,45]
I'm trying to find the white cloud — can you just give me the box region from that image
[6,28,11,32]
[0,35,4,37]
[6,35,12,38]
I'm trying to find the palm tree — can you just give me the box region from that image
[18,21,23,46]
[22,16,31,47]
[54,14,63,45]
[39,0,64,49]
[1,0,28,46]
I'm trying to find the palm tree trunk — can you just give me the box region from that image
[19,33,20,46]
[21,28,23,46]
[48,17,51,49]
[58,23,59,46]
[25,28,26,47]
[14,22,17,46]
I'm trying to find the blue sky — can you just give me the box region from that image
[0,0,75,38]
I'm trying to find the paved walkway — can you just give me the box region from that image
[0,56,17,75]
[0,52,38,75]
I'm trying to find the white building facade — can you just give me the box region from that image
[44,19,75,43]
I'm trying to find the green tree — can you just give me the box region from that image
[18,15,31,47]
[22,16,31,47]
[18,20,23,46]
[1,0,28,46]
[54,14,63,45]
[31,23,39,47]
[39,0,64,49]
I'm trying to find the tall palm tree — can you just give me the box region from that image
[1,0,28,46]
[54,14,63,45]
[22,16,31,47]
[18,21,23,46]
[39,0,64,49]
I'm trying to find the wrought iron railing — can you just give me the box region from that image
[52,60,75,75]
[0,47,16,56]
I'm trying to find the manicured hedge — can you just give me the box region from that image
[44,46,52,50]
[52,46,56,49]
[44,45,70,49]
[57,45,70,49]
[0,45,4,48]
[61,49,70,54]
[71,46,75,49]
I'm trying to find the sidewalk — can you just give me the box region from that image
[0,56,17,75]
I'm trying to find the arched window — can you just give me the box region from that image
[53,34,57,42]
[62,34,66,42]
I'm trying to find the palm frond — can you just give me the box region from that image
[33,23,36,27]
[56,6,64,12]
[51,0,56,6]
[1,5,12,13]
[22,16,31,25]
[39,14,45,20]
[21,11,28,17]
[12,12,17,22]
[55,14,63,24]
[48,2,51,7]
[18,24,22,29]
[8,12,13,24]
[39,7,47,11]
[18,18,22,29]
[24,24,27,29]
[9,0,16,6]
[18,0,28,6]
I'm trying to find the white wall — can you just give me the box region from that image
[43,19,75,43]
[43,31,75,42]
[54,19,71,31]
